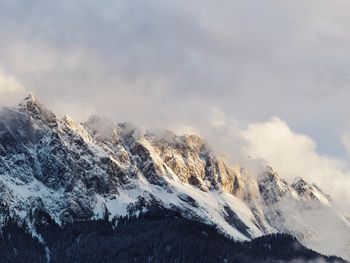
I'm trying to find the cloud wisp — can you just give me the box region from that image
[0,70,26,105]
[240,117,350,214]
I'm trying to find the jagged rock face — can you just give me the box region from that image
[145,131,212,190]
[292,177,332,203]
[19,93,57,127]
[0,97,126,222]
[0,95,349,260]
[145,131,254,196]
[258,167,293,206]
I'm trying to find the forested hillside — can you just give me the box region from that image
[0,208,345,263]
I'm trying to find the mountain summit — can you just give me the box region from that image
[0,94,349,260]
[18,92,57,125]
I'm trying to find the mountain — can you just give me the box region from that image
[0,94,349,261]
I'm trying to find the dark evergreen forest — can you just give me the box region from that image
[0,207,346,263]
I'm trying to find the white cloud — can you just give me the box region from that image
[241,117,350,214]
[341,133,350,156]
[0,70,24,94]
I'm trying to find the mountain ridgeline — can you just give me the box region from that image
[0,94,349,262]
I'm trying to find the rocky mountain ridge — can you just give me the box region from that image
[0,94,349,260]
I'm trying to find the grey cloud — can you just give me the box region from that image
[1,2,350,158]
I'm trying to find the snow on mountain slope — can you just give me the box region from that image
[0,94,349,260]
[257,168,350,260]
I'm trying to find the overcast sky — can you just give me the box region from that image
[1,0,350,212]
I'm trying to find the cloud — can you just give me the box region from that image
[341,133,350,157]
[0,70,25,106]
[241,117,350,214]
[0,70,24,94]
[1,0,350,142]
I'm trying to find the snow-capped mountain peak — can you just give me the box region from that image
[292,177,332,204]
[257,166,292,205]
[0,94,349,260]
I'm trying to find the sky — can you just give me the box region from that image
[0,0,350,212]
